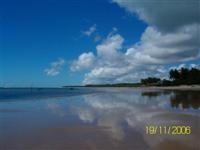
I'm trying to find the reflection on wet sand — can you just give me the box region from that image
[71,90,199,150]
[0,88,199,150]
[141,90,171,98]
[141,90,200,109]
[170,91,200,109]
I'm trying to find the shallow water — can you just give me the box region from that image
[0,88,199,150]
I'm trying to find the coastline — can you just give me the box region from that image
[86,85,200,91]
[139,85,200,91]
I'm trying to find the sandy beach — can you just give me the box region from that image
[85,85,200,92]
[1,87,199,150]
[140,85,200,91]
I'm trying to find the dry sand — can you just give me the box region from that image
[141,85,200,91]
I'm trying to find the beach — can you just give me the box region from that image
[142,85,200,91]
[0,87,199,150]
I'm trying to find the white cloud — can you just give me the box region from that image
[125,25,200,64]
[71,52,95,71]
[169,63,200,71]
[71,1,200,84]
[96,33,124,61]
[190,64,200,69]
[44,58,65,76]
[83,63,167,84]
[82,24,103,42]
[73,27,199,84]
[112,0,200,64]
[80,32,168,84]
[177,64,186,70]
[83,24,97,36]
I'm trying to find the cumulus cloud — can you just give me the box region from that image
[97,33,124,61]
[126,25,200,64]
[83,24,97,36]
[74,27,199,84]
[112,0,200,64]
[78,32,168,84]
[44,58,65,76]
[83,63,167,84]
[71,1,200,84]
[71,52,95,71]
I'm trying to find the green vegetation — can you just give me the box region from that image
[169,67,200,85]
[141,66,200,86]
[140,77,161,86]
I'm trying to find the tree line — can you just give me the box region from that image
[141,66,200,86]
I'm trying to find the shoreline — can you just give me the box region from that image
[139,85,200,91]
[87,85,200,91]
[1,85,200,91]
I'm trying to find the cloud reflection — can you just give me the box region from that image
[45,89,199,149]
[71,89,199,148]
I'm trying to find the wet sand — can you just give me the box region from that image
[0,88,199,150]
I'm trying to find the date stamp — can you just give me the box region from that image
[145,125,192,135]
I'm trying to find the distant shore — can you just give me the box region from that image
[1,85,200,91]
[141,85,200,91]
[84,85,200,91]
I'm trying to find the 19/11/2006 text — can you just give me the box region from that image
[145,125,191,135]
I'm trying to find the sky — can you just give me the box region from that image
[0,0,200,87]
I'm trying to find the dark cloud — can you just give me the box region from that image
[113,0,200,32]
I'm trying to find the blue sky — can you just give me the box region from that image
[0,0,199,87]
